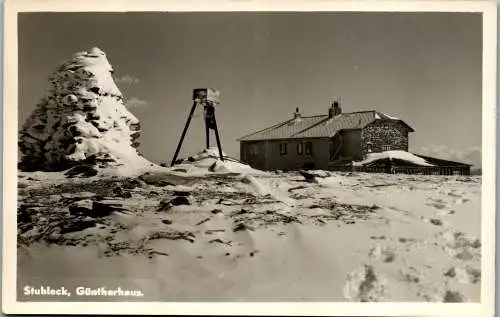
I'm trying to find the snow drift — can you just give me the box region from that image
[172,147,266,176]
[18,47,149,171]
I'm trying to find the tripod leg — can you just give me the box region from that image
[171,101,198,166]
[205,120,210,149]
[212,115,224,161]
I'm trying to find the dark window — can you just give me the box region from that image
[279,143,287,155]
[305,141,313,155]
[248,145,257,156]
[367,143,373,153]
[297,142,303,155]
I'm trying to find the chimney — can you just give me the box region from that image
[328,104,335,118]
[294,107,301,119]
[329,100,342,118]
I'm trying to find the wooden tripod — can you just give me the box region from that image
[170,89,224,166]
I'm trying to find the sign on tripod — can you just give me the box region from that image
[170,88,225,166]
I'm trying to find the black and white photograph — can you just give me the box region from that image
[2,0,497,315]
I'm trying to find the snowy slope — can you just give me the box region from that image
[17,170,482,302]
[171,147,266,176]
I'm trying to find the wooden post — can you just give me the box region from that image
[205,119,210,149]
[171,101,198,166]
[212,112,224,161]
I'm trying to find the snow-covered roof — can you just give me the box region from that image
[238,110,412,141]
[353,150,435,167]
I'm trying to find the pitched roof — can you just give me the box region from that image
[238,110,414,141]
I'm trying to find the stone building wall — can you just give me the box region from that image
[361,120,410,157]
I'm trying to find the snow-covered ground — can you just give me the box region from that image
[17,155,481,302]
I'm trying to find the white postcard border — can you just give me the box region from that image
[2,0,497,316]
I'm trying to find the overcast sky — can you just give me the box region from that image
[18,12,483,167]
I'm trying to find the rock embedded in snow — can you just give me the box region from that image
[93,200,126,217]
[18,47,146,172]
[139,174,176,187]
[443,290,467,302]
[113,186,132,198]
[68,199,94,216]
[343,265,388,302]
[170,196,191,206]
[68,198,124,218]
[59,217,97,234]
[64,164,99,178]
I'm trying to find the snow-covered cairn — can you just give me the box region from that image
[18,47,143,171]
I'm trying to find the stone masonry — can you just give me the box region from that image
[361,120,410,157]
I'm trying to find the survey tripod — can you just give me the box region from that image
[170,88,224,166]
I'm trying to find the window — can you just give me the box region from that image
[279,143,287,155]
[248,145,257,156]
[305,141,313,155]
[382,145,391,151]
[367,143,373,153]
[297,142,303,155]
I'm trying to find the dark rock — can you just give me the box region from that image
[208,162,217,172]
[162,219,173,225]
[68,199,94,216]
[443,290,466,303]
[18,182,28,189]
[157,199,173,211]
[444,267,456,278]
[172,168,188,173]
[470,239,481,249]
[171,196,191,206]
[299,170,317,183]
[209,238,225,244]
[113,186,132,198]
[93,200,126,217]
[139,174,175,187]
[211,209,223,214]
[65,164,98,178]
[241,177,252,184]
[195,217,211,226]
[129,122,141,131]
[69,199,124,217]
[187,156,195,162]
[17,204,34,223]
[231,209,249,217]
[430,218,443,226]
[121,178,143,189]
[89,86,101,94]
[233,222,254,232]
[59,217,97,234]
